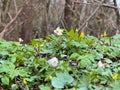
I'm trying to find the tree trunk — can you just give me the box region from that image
[113,0,120,34]
[20,0,35,43]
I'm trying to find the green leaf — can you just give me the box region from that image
[0,51,9,56]
[9,69,19,79]
[104,58,113,64]
[80,59,91,67]
[39,85,51,90]
[52,77,64,88]
[1,76,9,85]
[78,87,88,90]
[52,72,73,88]
[0,61,15,73]
[110,81,120,90]
[78,76,90,90]
[18,69,29,77]
[10,57,16,63]
[78,55,92,67]
[11,84,18,90]
[70,41,81,47]
[68,29,75,40]
[41,49,53,54]
[70,53,80,60]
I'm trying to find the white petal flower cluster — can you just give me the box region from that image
[48,57,58,67]
[54,27,63,36]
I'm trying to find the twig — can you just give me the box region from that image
[80,2,119,9]
[0,8,23,39]
[8,12,13,20]
[5,22,23,37]
[13,0,18,13]
[102,4,118,9]
[4,8,22,30]
[78,5,101,31]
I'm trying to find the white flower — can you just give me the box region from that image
[54,27,63,36]
[48,57,58,67]
[19,38,23,42]
[98,60,106,68]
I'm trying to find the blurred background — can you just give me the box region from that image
[0,0,120,43]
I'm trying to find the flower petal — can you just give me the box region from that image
[48,57,58,67]
[98,60,106,68]
[54,27,63,36]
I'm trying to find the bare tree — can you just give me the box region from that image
[0,0,120,42]
[64,0,118,36]
[0,0,23,39]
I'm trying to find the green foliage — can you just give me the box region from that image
[39,85,51,90]
[1,76,9,85]
[110,81,120,90]
[52,72,73,88]
[11,84,18,90]
[0,29,120,89]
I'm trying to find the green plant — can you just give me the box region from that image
[0,29,120,89]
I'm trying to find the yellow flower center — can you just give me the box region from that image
[55,30,59,34]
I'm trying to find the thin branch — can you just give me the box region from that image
[8,12,12,20]
[4,8,22,30]
[13,0,18,13]
[78,5,101,31]
[6,22,23,37]
[78,2,119,9]
[0,8,23,38]
[102,3,118,9]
